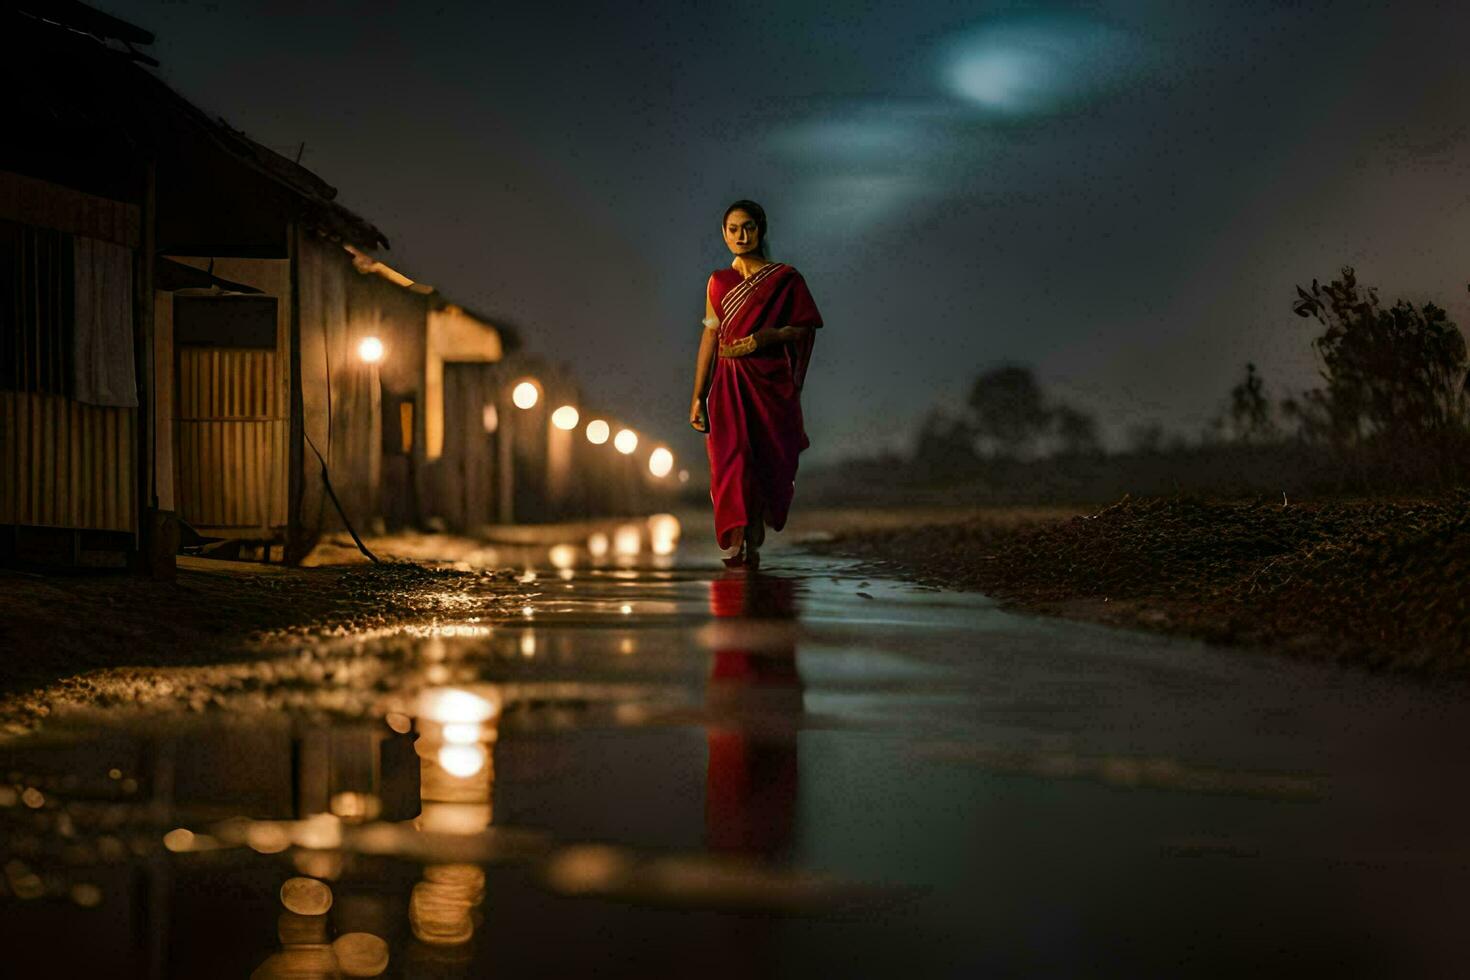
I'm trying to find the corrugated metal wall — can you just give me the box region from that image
[0,390,135,531]
[174,347,288,529]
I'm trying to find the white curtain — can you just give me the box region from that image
[72,235,137,407]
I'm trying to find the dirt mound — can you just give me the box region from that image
[812,491,1470,672]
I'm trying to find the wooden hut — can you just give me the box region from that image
[0,2,525,568]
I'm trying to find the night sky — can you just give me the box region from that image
[100,0,1470,464]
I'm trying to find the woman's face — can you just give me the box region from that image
[722,210,761,256]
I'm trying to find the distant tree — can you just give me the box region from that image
[1220,362,1280,444]
[967,365,1052,458]
[1050,403,1102,457]
[1291,267,1470,445]
[1126,420,1165,454]
[912,408,977,476]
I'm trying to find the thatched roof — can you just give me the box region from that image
[3,1,388,251]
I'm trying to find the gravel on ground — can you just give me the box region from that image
[803,491,1470,674]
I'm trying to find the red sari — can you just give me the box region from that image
[705,263,823,550]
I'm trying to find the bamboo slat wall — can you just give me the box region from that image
[174,348,287,529]
[0,391,135,531]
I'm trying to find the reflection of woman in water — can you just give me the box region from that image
[705,573,802,857]
[689,200,824,569]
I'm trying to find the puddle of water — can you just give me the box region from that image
[2,542,1469,976]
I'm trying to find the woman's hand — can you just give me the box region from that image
[689,394,708,433]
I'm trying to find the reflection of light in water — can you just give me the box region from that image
[419,687,498,724]
[548,543,577,569]
[330,791,381,822]
[70,883,102,908]
[247,822,291,854]
[419,802,492,835]
[292,850,344,880]
[521,604,534,618]
[558,567,575,581]
[6,861,43,899]
[441,722,481,745]
[276,909,327,945]
[255,946,337,978]
[437,744,486,778]
[647,512,680,555]
[280,876,334,915]
[613,523,641,556]
[410,864,485,945]
[619,603,633,615]
[161,827,223,853]
[294,813,343,850]
[162,828,194,852]
[587,532,610,559]
[618,637,635,655]
[418,624,491,638]
[646,512,681,540]
[544,844,632,895]
[518,568,537,583]
[406,686,499,949]
[333,933,390,977]
[520,633,536,657]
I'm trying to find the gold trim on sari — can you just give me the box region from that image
[718,262,784,328]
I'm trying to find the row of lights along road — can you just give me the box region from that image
[357,336,677,479]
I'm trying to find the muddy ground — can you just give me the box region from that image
[802,491,1470,675]
[0,547,531,734]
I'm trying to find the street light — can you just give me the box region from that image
[614,428,638,455]
[512,380,539,409]
[648,447,673,478]
[586,419,610,445]
[552,405,579,430]
[357,336,385,364]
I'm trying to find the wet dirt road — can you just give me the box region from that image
[1,521,1467,977]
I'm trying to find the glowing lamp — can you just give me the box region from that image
[614,429,638,454]
[586,419,610,444]
[512,380,540,410]
[552,405,579,430]
[648,447,673,478]
[357,336,385,364]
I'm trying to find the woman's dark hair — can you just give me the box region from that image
[722,199,768,257]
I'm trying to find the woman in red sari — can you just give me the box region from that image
[689,200,823,568]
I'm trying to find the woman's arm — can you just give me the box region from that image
[750,324,812,348]
[689,285,719,430]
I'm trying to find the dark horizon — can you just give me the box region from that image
[95,0,1470,465]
